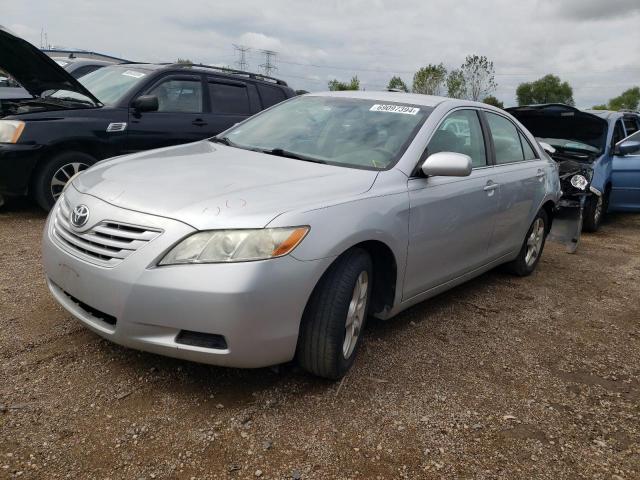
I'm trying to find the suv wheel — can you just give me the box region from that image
[297,248,373,379]
[583,189,609,233]
[505,209,548,277]
[33,151,96,211]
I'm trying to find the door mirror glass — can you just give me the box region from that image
[132,95,159,112]
[422,152,472,177]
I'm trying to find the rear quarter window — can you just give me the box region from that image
[208,82,251,115]
[257,84,287,108]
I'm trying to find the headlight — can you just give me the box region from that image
[570,174,588,190]
[159,226,309,265]
[0,120,25,143]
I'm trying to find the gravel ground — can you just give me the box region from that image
[1,199,639,479]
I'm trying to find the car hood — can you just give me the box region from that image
[507,104,608,154]
[0,28,101,104]
[73,141,379,230]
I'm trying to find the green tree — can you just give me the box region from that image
[387,75,408,92]
[516,74,574,106]
[412,63,447,95]
[176,58,193,65]
[592,104,608,110]
[460,55,497,101]
[446,69,466,99]
[483,95,504,108]
[328,76,360,91]
[607,87,640,111]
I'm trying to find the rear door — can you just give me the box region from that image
[404,108,499,299]
[483,111,548,259]
[201,77,259,135]
[126,74,207,152]
[611,126,640,211]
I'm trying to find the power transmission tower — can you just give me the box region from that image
[233,44,250,71]
[260,50,278,76]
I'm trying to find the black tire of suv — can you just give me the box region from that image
[296,248,373,380]
[32,151,97,211]
[582,189,609,233]
[504,209,549,277]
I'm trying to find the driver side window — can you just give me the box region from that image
[427,110,487,168]
[147,78,203,113]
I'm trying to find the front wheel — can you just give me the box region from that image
[504,209,548,277]
[296,248,373,379]
[32,151,96,211]
[582,190,609,232]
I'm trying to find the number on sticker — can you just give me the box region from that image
[370,104,420,115]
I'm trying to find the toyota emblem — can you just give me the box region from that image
[70,204,90,228]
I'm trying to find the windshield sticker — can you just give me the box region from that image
[122,70,146,79]
[370,104,420,115]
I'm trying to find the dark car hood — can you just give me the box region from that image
[0,28,101,105]
[507,104,608,154]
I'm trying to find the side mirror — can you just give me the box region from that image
[132,95,159,113]
[421,152,472,177]
[538,141,556,155]
[615,139,640,156]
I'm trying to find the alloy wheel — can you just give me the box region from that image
[51,162,89,201]
[343,270,368,359]
[525,218,545,267]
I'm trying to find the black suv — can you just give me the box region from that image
[0,29,295,210]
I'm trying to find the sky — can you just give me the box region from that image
[3,0,640,108]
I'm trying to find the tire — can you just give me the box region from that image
[504,209,549,277]
[582,189,609,233]
[297,248,373,379]
[32,151,96,211]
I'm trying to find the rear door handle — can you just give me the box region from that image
[483,183,499,191]
[192,119,208,127]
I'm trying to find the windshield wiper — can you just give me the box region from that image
[210,136,236,146]
[261,148,327,164]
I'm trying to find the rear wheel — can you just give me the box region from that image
[297,248,373,379]
[504,209,548,277]
[32,151,96,211]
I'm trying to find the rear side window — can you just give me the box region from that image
[485,112,525,164]
[428,109,487,167]
[519,132,537,160]
[258,84,287,108]
[208,82,251,114]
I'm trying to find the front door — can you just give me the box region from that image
[611,129,640,211]
[404,109,499,299]
[127,74,207,152]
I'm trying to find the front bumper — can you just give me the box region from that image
[0,143,41,197]
[42,188,332,368]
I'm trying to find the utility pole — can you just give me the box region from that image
[260,50,278,76]
[233,44,250,71]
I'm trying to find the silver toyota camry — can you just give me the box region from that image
[42,91,561,379]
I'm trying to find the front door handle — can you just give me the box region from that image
[483,183,499,191]
[192,119,208,127]
[536,169,546,179]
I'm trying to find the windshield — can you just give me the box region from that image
[48,66,150,106]
[217,96,431,170]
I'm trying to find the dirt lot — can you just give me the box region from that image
[1,199,639,480]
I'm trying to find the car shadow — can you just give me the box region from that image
[0,196,46,218]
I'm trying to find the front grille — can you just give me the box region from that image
[52,199,161,267]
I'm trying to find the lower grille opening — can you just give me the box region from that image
[62,290,117,326]
[176,330,227,350]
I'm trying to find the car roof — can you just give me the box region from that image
[52,56,117,66]
[584,109,626,120]
[306,90,465,108]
